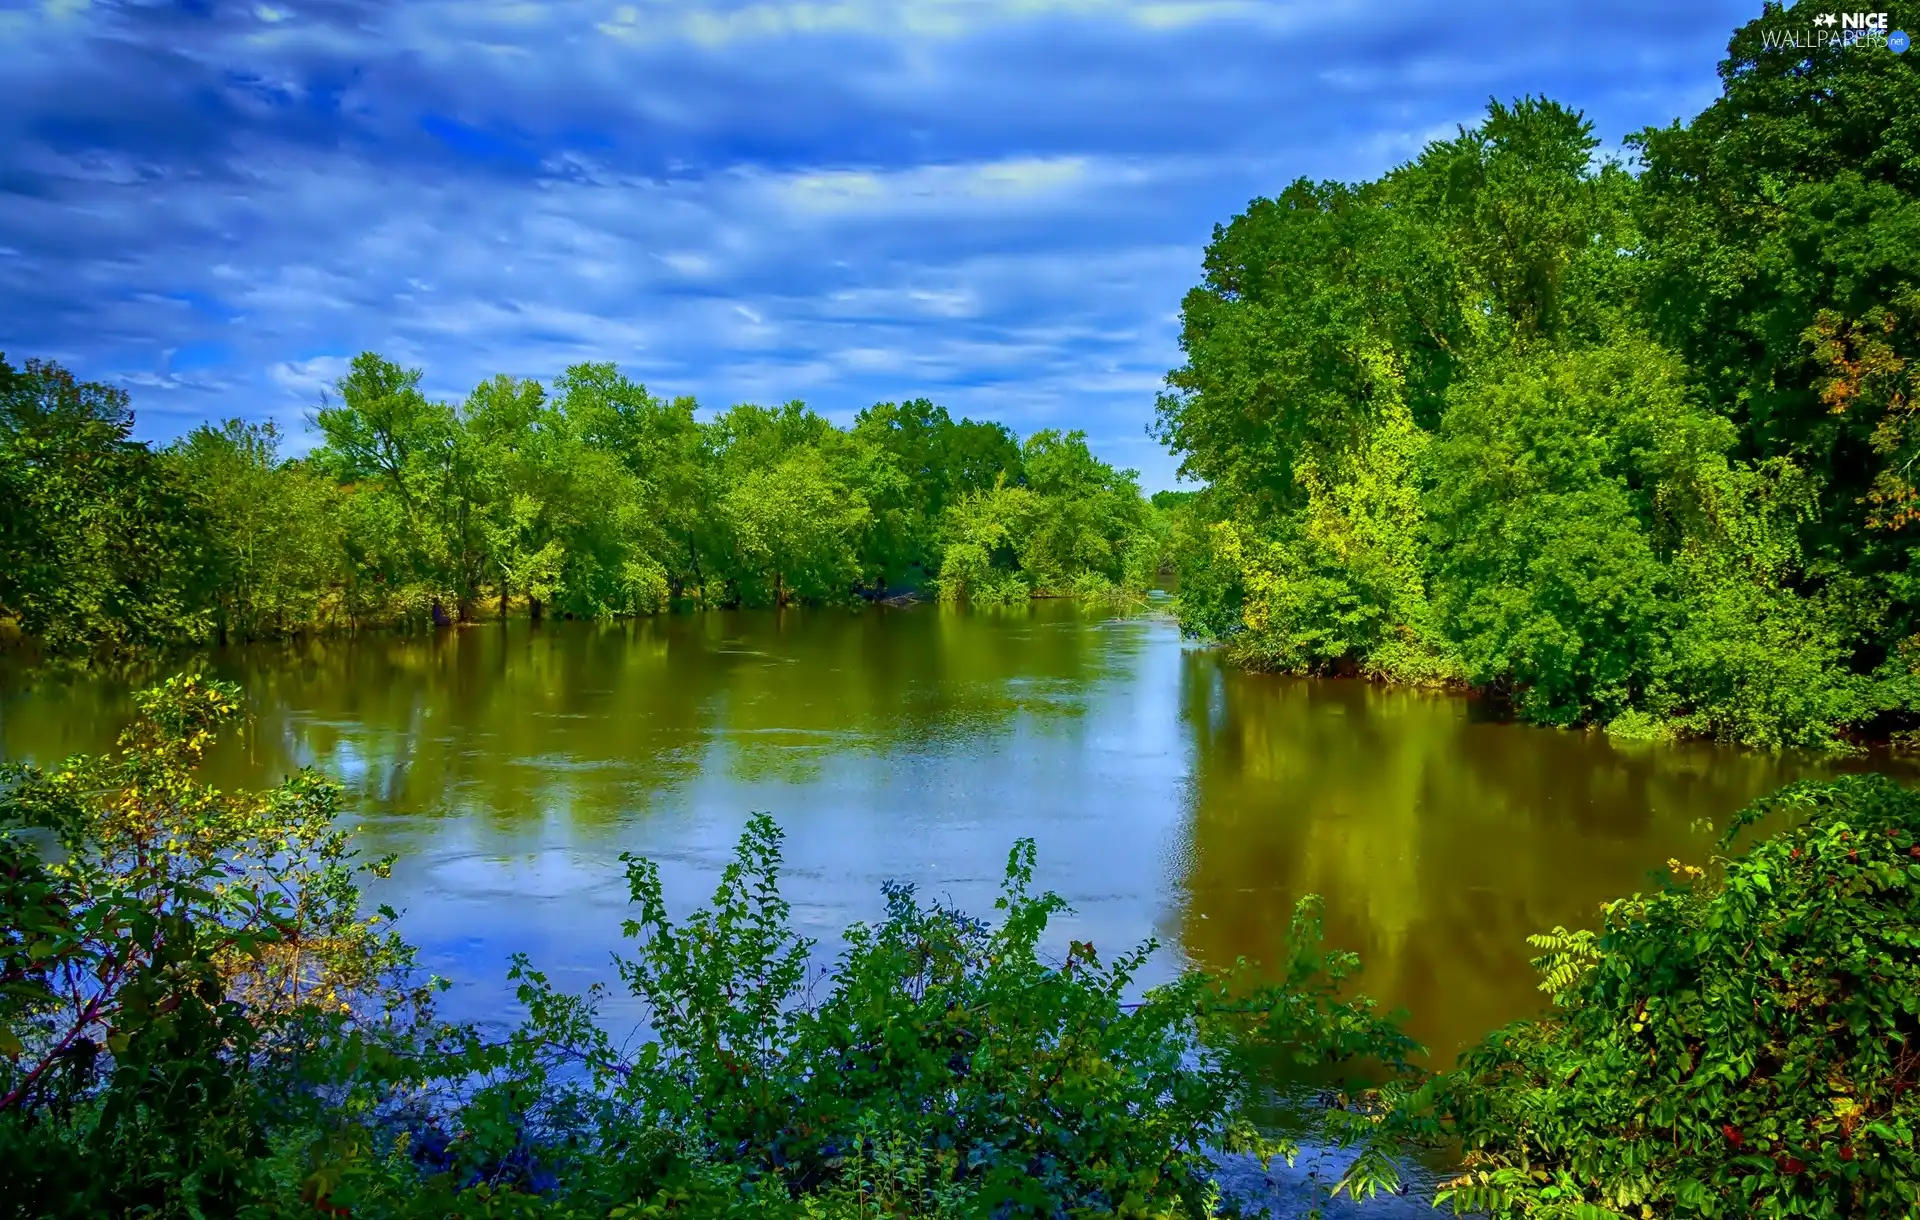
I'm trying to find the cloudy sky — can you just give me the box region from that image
[2,0,1758,490]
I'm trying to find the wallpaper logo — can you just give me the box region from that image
[1761,11,1907,50]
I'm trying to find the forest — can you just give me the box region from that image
[1152,13,1920,751]
[0,353,1162,656]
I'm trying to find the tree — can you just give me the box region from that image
[551,362,705,606]
[165,420,345,642]
[1631,0,1920,669]
[313,352,468,624]
[719,446,871,607]
[0,356,210,658]
[1157,71,1910,747]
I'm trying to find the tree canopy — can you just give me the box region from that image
[0,355,1166,661]
[1155,9,1920,750]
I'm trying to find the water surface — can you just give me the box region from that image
[2,604,1903,1061]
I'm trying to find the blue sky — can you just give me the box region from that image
[1,0,1758,491]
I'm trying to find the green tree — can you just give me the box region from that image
[1631,1,1920,697]
[0,356,211,658]
[720,446,871,608]
[165,420,345,642]
[935,475,1039,605]
[313,352,470,625]
[1157,69,1910,748]
[1017,429,1151,595]
[551,363,705,607]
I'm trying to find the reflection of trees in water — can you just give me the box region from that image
[713,603,1121,784]
[1171,654,1868,1062]
[0,603,1130,839]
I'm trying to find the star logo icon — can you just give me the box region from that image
[1814,12,1837,25]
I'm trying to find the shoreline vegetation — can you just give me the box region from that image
[1149,6,1920,756]
[0,351,1171,661]
[2,674,1916,1218]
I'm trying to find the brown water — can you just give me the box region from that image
[1,602,1905,1062]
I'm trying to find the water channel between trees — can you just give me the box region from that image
[2,602,1908,1065]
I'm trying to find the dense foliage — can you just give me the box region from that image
[0,674,435,1216]
[1399,772,1920,1218]
[0,356,1164,660]
[0,677,1421,1219]
[0,359,213,656]
[1155,6,1920,749]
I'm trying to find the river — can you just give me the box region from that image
[1,601,1905,1068]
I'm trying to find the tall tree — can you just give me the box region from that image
[0,356,210,657]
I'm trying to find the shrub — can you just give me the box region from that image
[1406,775,1920,1218]
[0,673,434,1218]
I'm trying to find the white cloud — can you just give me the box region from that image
[775,156,1094,215]
[593,0,1299,46]
[822,286,980,319]
[268,354,351,394]
[657,251,716,277]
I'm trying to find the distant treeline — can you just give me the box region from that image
[1154,6,1920,750]
[0,353,1166,659]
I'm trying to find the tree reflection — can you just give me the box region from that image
[1169,656,1892,1062]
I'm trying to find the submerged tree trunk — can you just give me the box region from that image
[529,596,544,622]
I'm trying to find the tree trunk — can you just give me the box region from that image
[529,596,544,622]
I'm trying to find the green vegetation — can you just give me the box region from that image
[1399,774,1920,1217]
[0,356,1165,661]
[7,676,1917,1218]
[1155,5,1920,749]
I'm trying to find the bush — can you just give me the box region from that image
[442,814,1423,1218]
[1406,775,1920,1218]
[15,674,1913,1218]
[0,673,435,1218]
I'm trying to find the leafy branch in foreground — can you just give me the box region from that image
[481,815,1424,1218]
[1397,774,1920,1218]
[0,674,440,1217]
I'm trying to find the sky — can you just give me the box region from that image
[1,0,1761,491]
